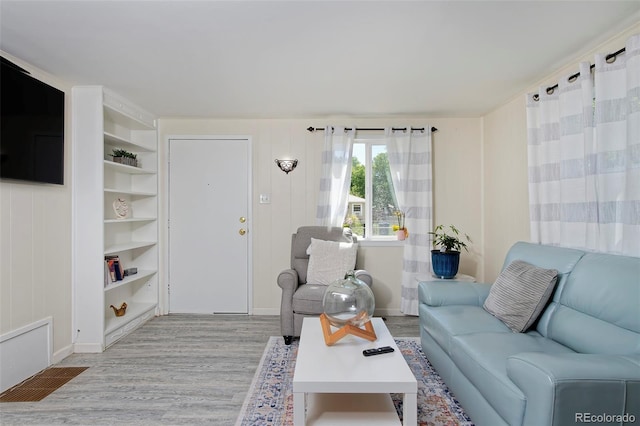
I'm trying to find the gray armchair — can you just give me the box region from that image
[277,226,372,345]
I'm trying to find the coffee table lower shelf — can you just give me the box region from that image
[301,393,401,425]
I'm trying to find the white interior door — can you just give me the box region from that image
[168,138,250,313]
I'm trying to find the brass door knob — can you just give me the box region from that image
[239,228,246,236]
[239,217,246,223]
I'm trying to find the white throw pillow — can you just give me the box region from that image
[306,238,358,285]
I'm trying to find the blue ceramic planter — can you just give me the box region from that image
[431,250,460,279]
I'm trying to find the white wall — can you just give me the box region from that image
[3,21,634,369]
[0,52,74,362]
[157,117,483,315]
[481,22,640,282]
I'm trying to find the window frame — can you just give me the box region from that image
[351,136,398,243]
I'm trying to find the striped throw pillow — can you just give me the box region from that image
[483,260,558,332]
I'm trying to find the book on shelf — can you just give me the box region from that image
[114,260,123,281]
[105,255,125,282]
[104,261,111,287]
[106,259,116,283]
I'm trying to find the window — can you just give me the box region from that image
[344,139,398,239]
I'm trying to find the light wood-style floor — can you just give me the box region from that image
[0,314,420,425]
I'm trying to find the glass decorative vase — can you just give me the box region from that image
[322,271,375,328]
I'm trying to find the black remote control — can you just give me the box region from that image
[363,346,395,357]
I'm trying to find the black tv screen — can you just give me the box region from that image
[0,57,65,185]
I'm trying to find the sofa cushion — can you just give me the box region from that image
[292,283,327,315]
[418,304,511,356]
[451,332,576,426]
[484,260,558,332]
[545,252,640,355]
[306,238,358,285]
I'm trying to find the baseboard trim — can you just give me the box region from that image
[251,308,279,316]
[73,342,104,353]
[375,308,405,317]
[53,344,74,364]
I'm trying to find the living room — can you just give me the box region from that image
[1,1,639,424]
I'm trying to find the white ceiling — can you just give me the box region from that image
[1,1,639,118]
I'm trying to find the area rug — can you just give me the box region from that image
[236,337,473,426]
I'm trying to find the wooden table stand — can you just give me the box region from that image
[319,313,377,346]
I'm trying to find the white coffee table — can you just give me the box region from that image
[293,317,417,425]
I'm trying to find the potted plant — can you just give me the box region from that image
[429,224,471,278]
[393,210,408,240]
[112,149,138,167]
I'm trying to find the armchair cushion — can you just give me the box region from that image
[305,238,358,285]
[292,283,328,315]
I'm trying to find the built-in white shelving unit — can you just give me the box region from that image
[73,86,158,352]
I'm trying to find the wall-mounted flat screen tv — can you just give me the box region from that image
[1,57,65,185]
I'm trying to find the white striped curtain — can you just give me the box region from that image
[526,34,640,257]
[315,126,355,227]
[386,127,433,315]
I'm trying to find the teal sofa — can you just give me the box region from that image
[418,242,640,426]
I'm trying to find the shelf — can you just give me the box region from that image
[104,131,156,153]
[104,269,157,292]
[104,188,156,197]
[73,86,158,353]
[104,160,155,174]
[104,217,156,224]
[104,302,157,335]
[104,241,156,255]
[103,99,155,131]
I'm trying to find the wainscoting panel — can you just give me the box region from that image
[0,317,52,392]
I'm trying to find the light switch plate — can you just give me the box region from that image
[259,194,271,204]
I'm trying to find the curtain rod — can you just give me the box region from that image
[307,126,438,133]
[534,47,626,101]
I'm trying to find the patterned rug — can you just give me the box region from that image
[235,337,474,426]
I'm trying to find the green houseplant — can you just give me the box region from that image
[428,224,471,278]
[112,149,138,167]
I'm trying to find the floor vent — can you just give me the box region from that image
[0,367,88,402]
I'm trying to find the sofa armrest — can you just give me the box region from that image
[418,281,492,307]
[507,352,640,426]
[277,269,299,292]
[277,269,299,310]
[354,269,372,287]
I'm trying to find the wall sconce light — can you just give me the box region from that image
[275,159,298,174]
